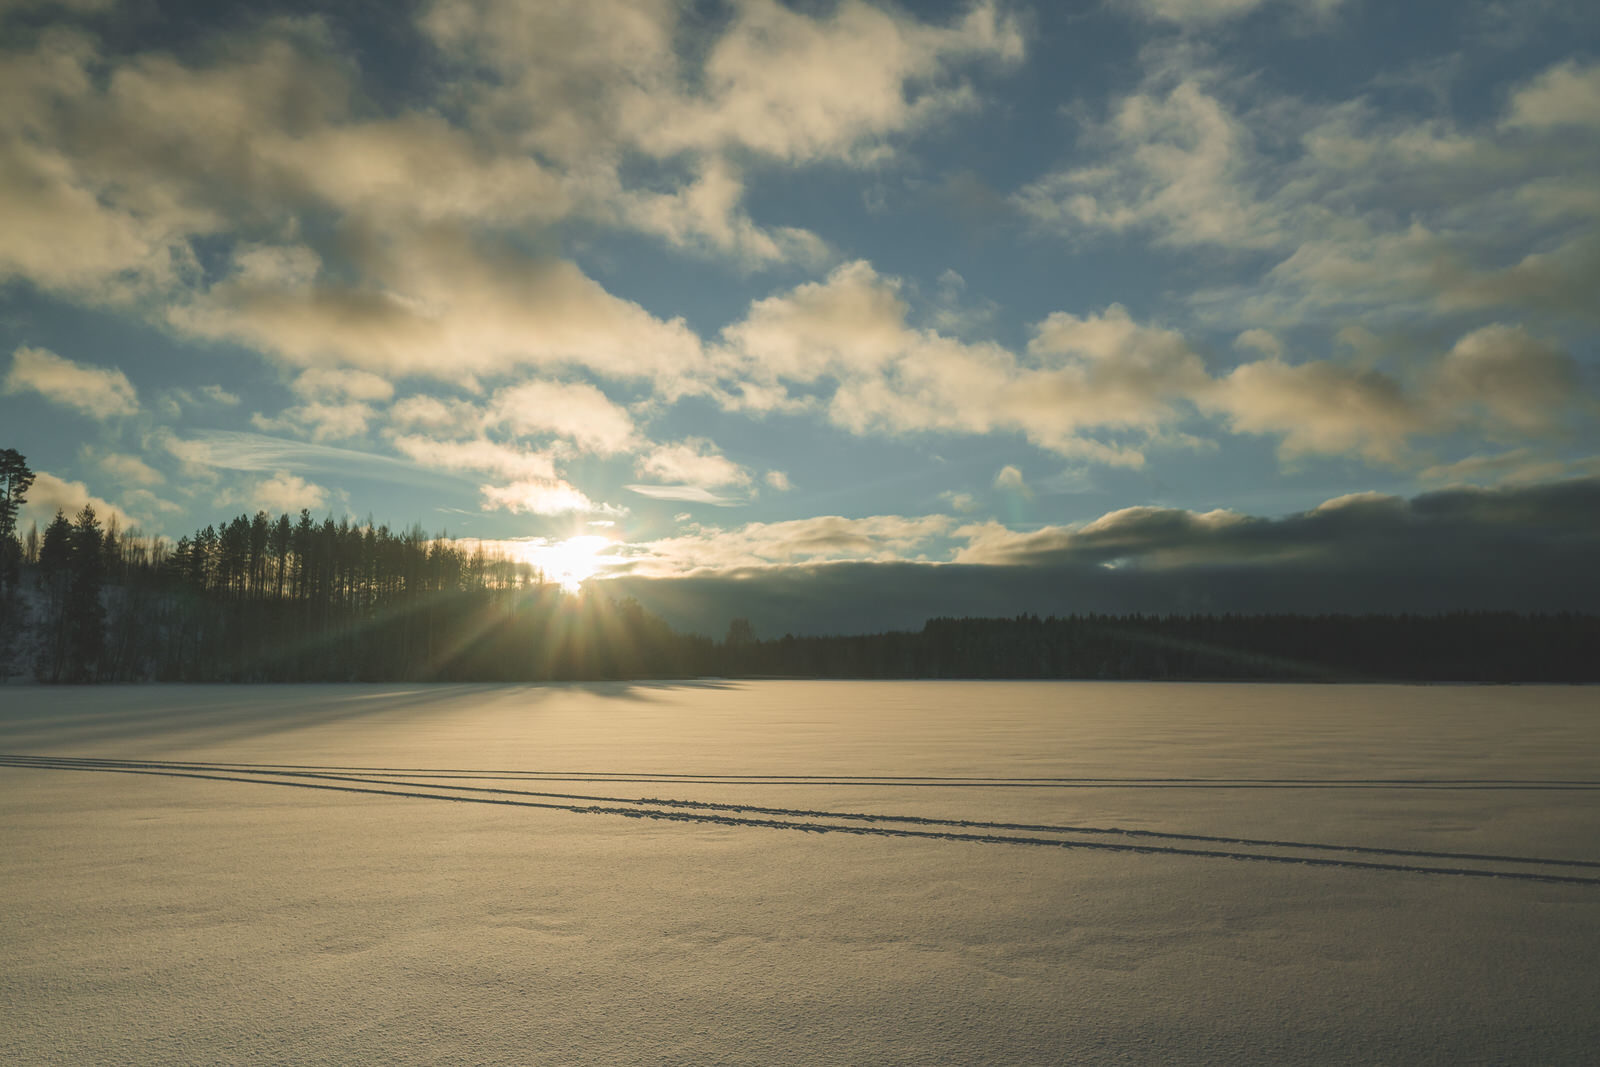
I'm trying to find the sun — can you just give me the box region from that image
[520,534,613,593]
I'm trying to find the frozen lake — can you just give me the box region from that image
[3,681,1599,1064]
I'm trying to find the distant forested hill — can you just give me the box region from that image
[717,613,1600,684]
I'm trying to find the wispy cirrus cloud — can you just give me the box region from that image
[157,429,456,486]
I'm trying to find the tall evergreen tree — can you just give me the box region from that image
[64,504,106,682]
[0,448,35,598]
[35,510,73,682]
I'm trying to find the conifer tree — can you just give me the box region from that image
[65,504,106,681]
[36,511,73,682]
[0,448,35,599]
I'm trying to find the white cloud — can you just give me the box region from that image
[939,490,978,513]
[636,438,751,489]
[388,434,559,482]
[480,479,618,516]
[120,487,184,520]
[619,513,955,575]
[172,230,710,391]
[624,0,1023,164]
[1205,358,1420,465]
[721,265,1211,467]
[388,395,483,435]
[1015,76,1281,250]
[18,470,135,532]
[97,452,164,487]
[292,367,395,403]
[251,471,328,514]
[414,0,1018,262]
[4,345,139,418]
[252,401,376,442]
[993,465,1027,491]
[488,378,637,454]
[1503,60,1600,130]
[764,470,793,492]
[624,484,744,507]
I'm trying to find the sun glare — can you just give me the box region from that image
[521,535,613,593]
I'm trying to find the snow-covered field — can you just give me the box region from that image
[3,681,1598,1065]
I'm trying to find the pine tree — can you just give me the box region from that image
[0,448,35,599]
[64,505,106,682]
[36,511,73,682]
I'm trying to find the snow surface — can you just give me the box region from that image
[3,681,1598,1065]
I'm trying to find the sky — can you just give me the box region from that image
[1,0,1597,633]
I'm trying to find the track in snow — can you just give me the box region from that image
[4,753,1599,886]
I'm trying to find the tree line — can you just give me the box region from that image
[718,612,1600,683]
[0,451,713,682]
[1,448,1596,684]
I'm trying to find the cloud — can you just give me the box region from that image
[424,0,1021,161]
[600,477,1600,636]
[1015,75,1281,250]
[1017,51,1600,336]
[158,429,455,487]
[96,452,164,487]
[1205,358,1420,464]
[1419,450,1600,488]
[252,401,377,442]
[623,0,1023,164]
[4,345,139,418]
[952,477,1600,573]
[160,384,241,417]
[1203,324,1593,464]
[292,367,395,403]
[18,470,135,532]
[1234,329,1282,359]
[250,471,328,514]
[120,487,185,520]
[479,479,619,517]
[171,230,709,390]
[0,4,1010,396]
[388,434,558,482]
[993,465,1028,492]
[764,470,793,492]
[413,0,1019,261]
[718,263,1208,466]
[1427,324,1588,436]
[487,378,637,454]
[940,490,978,513]
[1503,60,1600,130]
[718,262,1590,472]
[1117,0,1343,26]
[388,395,484,435]
[381,428,624,519]
[636,438,751,490]
[616,513,956,576]
[624,484,745,507]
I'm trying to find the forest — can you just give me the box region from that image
[1,449,1596,684]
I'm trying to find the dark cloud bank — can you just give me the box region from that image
[605,477,1600,637]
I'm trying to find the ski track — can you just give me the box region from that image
[4,754,1599,887]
